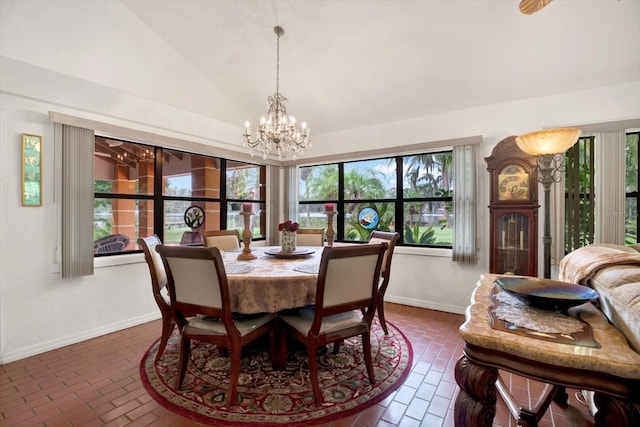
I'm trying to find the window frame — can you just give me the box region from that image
[298,151,454,248]
[94,136,266,256]
[625,131,640,244]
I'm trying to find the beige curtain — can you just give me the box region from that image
[594,130,626,245]
[452,144,477,264]
[61,124,95,277]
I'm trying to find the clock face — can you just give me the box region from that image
[498,164,529,201]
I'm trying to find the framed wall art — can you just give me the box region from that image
[22,133,42,206]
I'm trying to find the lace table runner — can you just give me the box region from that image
[489,286,599,348]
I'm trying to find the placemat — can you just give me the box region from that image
[293,263,319,274]
[225,264,254,274]
[489,286,599,348]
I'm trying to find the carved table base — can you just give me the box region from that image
[454,347,640,427]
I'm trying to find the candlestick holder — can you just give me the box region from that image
[237,211,257,260]
[326,210,336,247]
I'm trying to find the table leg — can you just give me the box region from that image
[593,392,640,427]
[454,355,498,427]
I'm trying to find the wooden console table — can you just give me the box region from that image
[454,274,640,426]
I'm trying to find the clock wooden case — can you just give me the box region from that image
[485,136,539,276]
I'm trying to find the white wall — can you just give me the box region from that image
[2,59,638,363]
[1,0,639,362]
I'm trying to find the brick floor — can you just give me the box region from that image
[0,303,594,426]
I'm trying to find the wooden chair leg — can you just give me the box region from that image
[226,346,241,407]
[175,335,190,389]
[277,327,288,370]
[377,292,389,335]
[268,326,278,370]
[362,332,375,385]
[307,344,322,406]
[155,316,175,362]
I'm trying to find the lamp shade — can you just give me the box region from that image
[515,128,582,156]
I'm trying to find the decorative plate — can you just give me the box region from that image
[184,206,205,228]
[358,207,379,230]
[494,277,599,311]
[264,248,316,258]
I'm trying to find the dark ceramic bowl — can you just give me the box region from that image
[494,277,599,311]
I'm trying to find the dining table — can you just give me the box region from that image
[220,246,324,314]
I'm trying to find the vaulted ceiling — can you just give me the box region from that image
[2,1,639,136]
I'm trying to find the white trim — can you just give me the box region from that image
[385,296,466,315]
[0,312,161,364]
[94,252,145,268]
[287,135,482,167]
[394,246,452,258]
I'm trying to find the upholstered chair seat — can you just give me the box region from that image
[278,243,386,406]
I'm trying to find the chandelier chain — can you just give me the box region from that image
[276,28,280,98]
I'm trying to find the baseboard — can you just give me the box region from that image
[0,312,161,364]
[385,296,466,315]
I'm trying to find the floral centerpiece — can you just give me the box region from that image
[279,220,299,252]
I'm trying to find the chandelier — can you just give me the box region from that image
[244,26,310,160]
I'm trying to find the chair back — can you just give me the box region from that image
[368,231,400,279]
[138,235,168,297]
[296,228,325,246]
[315,243,386,316]
[201,229,241,250]
[156,245,232,324]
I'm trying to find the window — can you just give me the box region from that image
[298,151,454,247]
[565,136,595,253]
[565,131,639,251]
[94,137,266,255]
[626,131,640,243]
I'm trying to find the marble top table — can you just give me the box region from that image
[221,246,324,314]
[454,274,640,427]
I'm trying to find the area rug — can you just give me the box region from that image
[140,320,412,426]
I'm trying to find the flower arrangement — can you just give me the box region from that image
[278,220,299,232]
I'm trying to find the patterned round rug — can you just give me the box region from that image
[140,320,412,426]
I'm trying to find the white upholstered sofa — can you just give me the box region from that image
[559,243,640,417]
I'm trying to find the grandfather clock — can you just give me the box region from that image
[486,136,539,276]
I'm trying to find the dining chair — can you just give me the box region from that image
[138,235,175,363]
[155,245,277,408]
[296,228,325,246]
[277,243,386,406]
[367,231,400,334]
[200,229,241,250]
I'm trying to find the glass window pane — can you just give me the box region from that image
[403,153,453,198]
[403,201,451,246]
[626,133,639,193]
[626,198,637,244]
[163,149,221,198]
[227,161,263,200]
[344,159,395,200]
[298,203,329,229]
[93,198,147,253]
[227,202,265,238]
[94,138,154,195]
[344,202,394,242]
[299,164,339,201]
[163,201,205,244]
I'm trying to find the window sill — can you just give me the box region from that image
[395,246,452,258]
[94,253,144,268]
